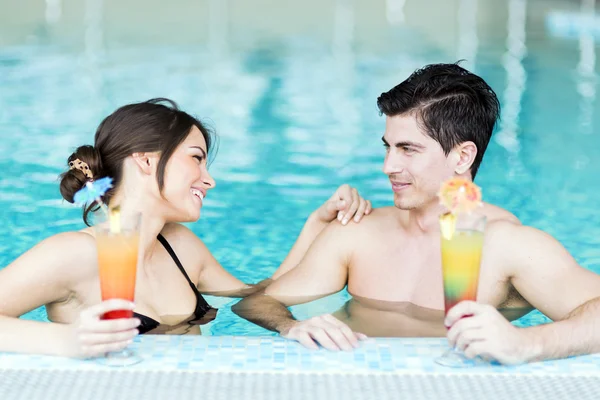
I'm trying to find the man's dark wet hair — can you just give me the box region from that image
[377,62,500,179]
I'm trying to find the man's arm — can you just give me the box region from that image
[504,225,600,322]
[528,296,600,361]
[505,224,600,360]
[233,222,366,350]
[446,222,600,364]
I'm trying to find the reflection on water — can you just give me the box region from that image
[456,0,478,71]
[0,0,599,334]
[44,0,62,25]
[576,0,597,136]
[333,296,448,338]
[495,0,527,160]
[263,294,534,338]
[334,297,535,337]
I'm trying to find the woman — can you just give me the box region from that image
[0,98,372,358]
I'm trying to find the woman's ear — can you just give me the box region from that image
[131,152,158,175]
[454,141,478,175]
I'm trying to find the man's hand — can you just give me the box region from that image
[281,314,368,351]
[315,184,372,225]
[445,301,539,365]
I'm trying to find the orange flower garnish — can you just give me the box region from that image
[438,177,482,214]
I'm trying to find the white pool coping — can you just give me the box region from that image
[1,336,599,399]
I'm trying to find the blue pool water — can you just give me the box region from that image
[0,0,599,335]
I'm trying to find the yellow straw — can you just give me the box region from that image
[109,206,121,234]
[440,212,457,240]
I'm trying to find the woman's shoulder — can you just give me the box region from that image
[46,230,98,270]
[38,229,97,254]
[160,223,200,243]
[7,229,98,284]
[159,223,211,275]
[160,223,210,256]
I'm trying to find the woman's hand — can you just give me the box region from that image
[63,299,141,359]
[315,184,372,225]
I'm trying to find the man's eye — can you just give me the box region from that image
[403,147,415,154]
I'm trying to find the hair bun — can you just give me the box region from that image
[59,145,103,203]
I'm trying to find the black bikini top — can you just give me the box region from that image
[133,234,217,334]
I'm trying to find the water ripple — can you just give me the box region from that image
[1,4,599,334]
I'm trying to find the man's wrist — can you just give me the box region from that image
[520,326,546,362]
[277,319,299,336]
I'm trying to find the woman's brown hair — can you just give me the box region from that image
[59,98,215,225]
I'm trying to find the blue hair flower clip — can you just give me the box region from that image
[73,177,113,207]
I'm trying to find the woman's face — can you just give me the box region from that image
[159,126,216,222]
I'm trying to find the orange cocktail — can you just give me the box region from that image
[96,232,139,319]
[94,209,141,320]
[93,209,142,367]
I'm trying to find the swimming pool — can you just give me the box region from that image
[0,0,599,338]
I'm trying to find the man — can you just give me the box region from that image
[233,63,600,365]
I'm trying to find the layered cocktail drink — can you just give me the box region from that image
[440,215,485,313]
[94,209,142,366]
[436,178,486,367]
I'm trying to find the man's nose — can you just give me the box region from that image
[383,152,403,175]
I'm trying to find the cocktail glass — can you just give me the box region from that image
[435,211,486,368]
[93,209,142,366]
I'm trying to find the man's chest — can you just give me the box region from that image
[347,241,512,310]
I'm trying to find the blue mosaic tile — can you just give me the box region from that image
[1,336,600,376]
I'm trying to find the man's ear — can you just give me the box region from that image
[131,152,158,175]
[453,141,477,175]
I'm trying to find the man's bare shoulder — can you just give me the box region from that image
[483,218,566,269]
[485,219,535,244]
[365,206,404,220]
[480,202,521,225]
[328,206,400,234]
[307,207,400,255]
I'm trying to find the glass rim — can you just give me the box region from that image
[92,210,142,234]
[439,211,487,221]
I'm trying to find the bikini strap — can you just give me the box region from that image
[157,234,199,294]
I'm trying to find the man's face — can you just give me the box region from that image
[382,114,457,210]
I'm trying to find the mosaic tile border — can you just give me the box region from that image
[1,336,599,376]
